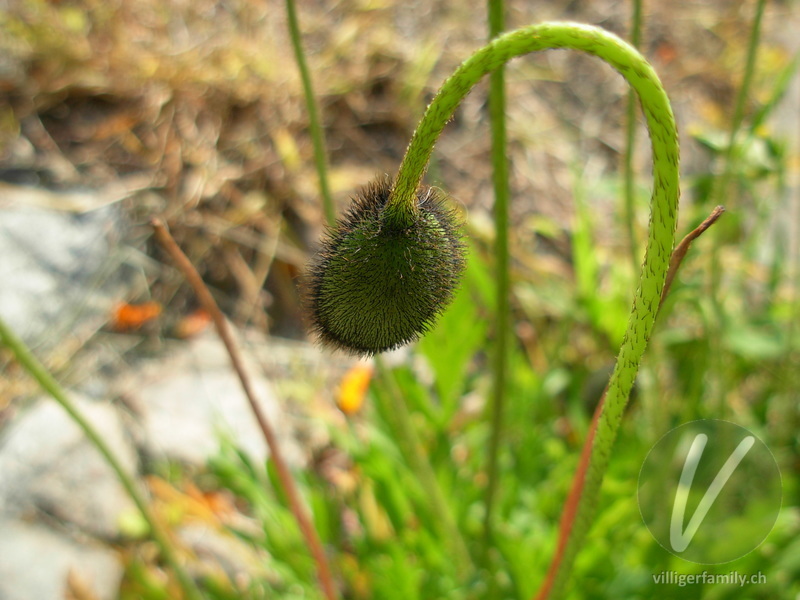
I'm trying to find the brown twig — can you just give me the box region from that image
[661,206,726,305]
[151,219,338,600]
[534,205,725,600]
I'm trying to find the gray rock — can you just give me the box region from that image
[179,522,271,585]
[0,396,138,539]
[126,332,304,468]
[0,518,122,600]
[0,188,130,350]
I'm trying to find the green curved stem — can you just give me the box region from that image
[0,316,204,600]
[285,0,336,226]
[624,0,644,275]
[390,22,680,597]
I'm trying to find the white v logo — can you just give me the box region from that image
[669,433,755,552]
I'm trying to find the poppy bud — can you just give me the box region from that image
[305,177,465,356]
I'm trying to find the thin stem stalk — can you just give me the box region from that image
[0,317,204,600]
[152,220,338,600]
[483,0,511,567]
[285,0,336,226]
[722,0,767,193]
[708,0,767,409]
[623,0,644,275]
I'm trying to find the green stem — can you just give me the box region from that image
[0,316,204,600]
[722,0,767,190]
[708,0,767,409]
[389,22,679,598]
[483,0,511,579]
[285,0,336,226]
[623,0,644,275]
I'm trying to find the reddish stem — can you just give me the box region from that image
[534,388,606,600]
[152,219,338,600]
[533,206,725,600]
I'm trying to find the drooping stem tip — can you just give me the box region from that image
[305,24,680,598]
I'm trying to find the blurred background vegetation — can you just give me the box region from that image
[0,0,798,598]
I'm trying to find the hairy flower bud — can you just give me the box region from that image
[304,177,465,356]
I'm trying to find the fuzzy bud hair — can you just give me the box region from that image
[304,177,466,356]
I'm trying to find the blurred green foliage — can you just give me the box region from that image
[203,187,799,598]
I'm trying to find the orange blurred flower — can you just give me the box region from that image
[173,308,212,339]
[111,301,162,331]
[336,363,373,416]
